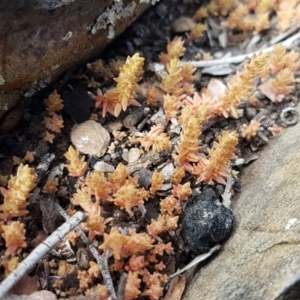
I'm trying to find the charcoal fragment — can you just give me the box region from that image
[63,90,94,123]
[182,189,235,255]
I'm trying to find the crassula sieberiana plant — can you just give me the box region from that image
[88,53,144,117]
[43,89,64,144]
[0,163,36,271]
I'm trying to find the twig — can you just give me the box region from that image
[222,173,234,209]
[169,245,221,279]
[0,211,85,299]
[268,25,300,46]
[117,273,128,300]
[183,30,300,68]
[55,203,117,300]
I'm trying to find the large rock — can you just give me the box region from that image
[0,0,151,120]
[184,104,300,300]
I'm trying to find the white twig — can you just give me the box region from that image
[222,173,234,209]
[117,273,128,300]
[268,25,300,46]
[55,203,117,300]
[0,211,85,299]
[183,30,300,68]
[169,245,221,279]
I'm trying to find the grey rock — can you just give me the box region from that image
[161,162,175,182]
[93,161,115,173]
[183,105,300,300]
[182,189,235,255]
[137,168,152,189]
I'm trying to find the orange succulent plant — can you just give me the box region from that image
[44,89,64,115]
[159,36,186,65]
[86,171,112,201]
[2,256,19,277]
[147,214,179,237]
[133,125,171,153]
[241,120,261,140]
[99,227,154,260]
[89,53,144,117]
[149,170,164,194]
[0,164,37,220]
[113,181,144,215]
[173,105,208,171]
[192,131,239,185]
[2,221,27,255]
[217,52,270,118]
[64,146,88,177]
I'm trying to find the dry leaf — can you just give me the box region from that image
[164,275,186,300]
[9,275,39,296]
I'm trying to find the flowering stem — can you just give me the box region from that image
[0,211,85,299]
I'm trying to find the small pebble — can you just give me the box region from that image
[161,163,175,182]
[245,107,257,120]
[102,154,112,162]
[137,169,152,189]
[93,161,115,173]
[71,120,110,157]
[122,149,129,162]
[171,17,195,32]
[123,110,144,128]
[169,124,181,135]
[160,183,173,191]
[150,107,164,124]
[182,189,235,254]
[106,121,123,133]
[128,148,141,164]
[76,248,90,269]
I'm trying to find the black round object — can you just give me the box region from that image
[182,189,235,255]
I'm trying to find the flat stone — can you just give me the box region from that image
[184,104,300,300]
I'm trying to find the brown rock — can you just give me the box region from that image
[171,17,195,33]
[183,104,300,300]
[0,0,151,120]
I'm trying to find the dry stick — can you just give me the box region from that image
[117,273,128,300]
[268,25,300,46]
[0,211,85,299]
[222,173,234,209]
[55,203,117,300]
[169,244,221,279]
[183,30,300,68]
